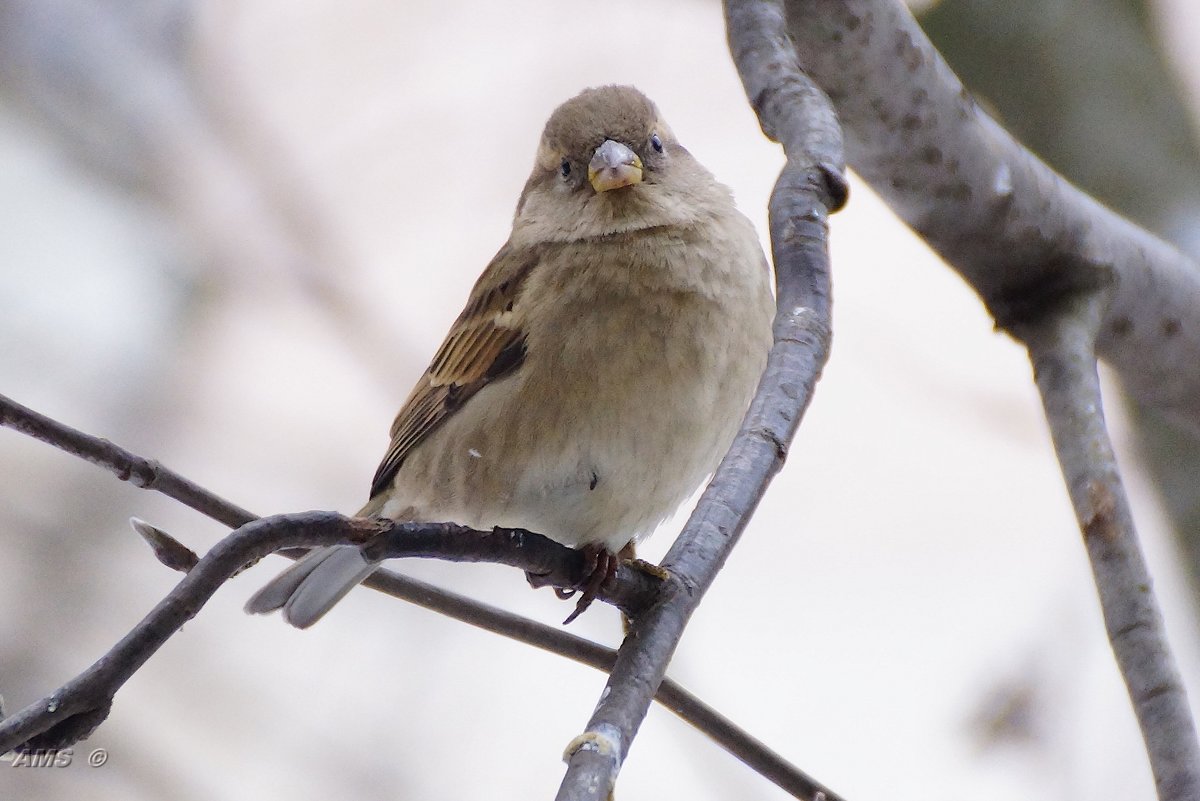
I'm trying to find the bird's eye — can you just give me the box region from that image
[650,133,663,153]
[560,159,571,178]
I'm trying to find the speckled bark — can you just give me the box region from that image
[784,0,1200,430]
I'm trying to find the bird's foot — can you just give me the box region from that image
[628,558,669,582]
[526,541,654,624]
[561,544,620,625]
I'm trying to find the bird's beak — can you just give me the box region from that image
[588,139,643,193]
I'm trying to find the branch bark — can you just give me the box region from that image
[0,512,386,754]
[776,1,1200,796]
[1021,297,1200,801]
[0,510,660,754]
[918,0,1200,683]
[782,0,1200,431]
[553,2,845,798]
[0,392,844,800]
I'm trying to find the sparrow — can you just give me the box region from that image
[245,85,775,628]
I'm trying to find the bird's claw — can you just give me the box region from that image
[562,544,619,625]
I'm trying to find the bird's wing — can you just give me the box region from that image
[369,242,536,498]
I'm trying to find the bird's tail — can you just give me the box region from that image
[244,545,378,628]
[244,496,393,628]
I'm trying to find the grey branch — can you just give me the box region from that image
[0,510,661,753]
[554,3,844,798]
[0,392,843,801]
[781,0,1200,432]
[776,0,1200,797]
[0,512,387,755]
[1021,298,1200,801]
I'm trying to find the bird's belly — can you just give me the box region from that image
[488,295,757,549]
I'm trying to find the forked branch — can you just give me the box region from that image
[781,0,1200,430]
[776,0,1200,796]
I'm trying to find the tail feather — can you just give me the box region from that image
[243,549,328,614]
[244,545,377,629]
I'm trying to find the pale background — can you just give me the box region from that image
[2,1,1199,799]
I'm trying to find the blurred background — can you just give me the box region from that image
[2,0,1199,798]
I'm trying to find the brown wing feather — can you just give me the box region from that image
[369,243,536,498]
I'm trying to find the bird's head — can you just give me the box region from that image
[512,85,727,243]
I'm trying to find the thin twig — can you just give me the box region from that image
[133,513,667,617]
[0,392,841,799]
[0,393,256,528]
[1021,297,1200,801]
[553,3,845,797]
[0,510,662,754]
[0,513,386,754]
[361,520,662,615]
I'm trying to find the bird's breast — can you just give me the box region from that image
[496,226,772,547]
